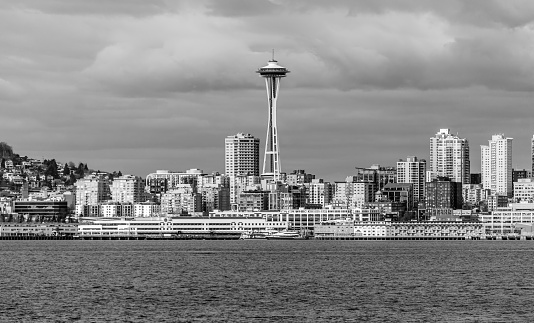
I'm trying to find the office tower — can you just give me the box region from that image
[225,133,260,177]
[257,55,290,181]
[429,129,470,184]
[481,134,513,196]
[110,175,145,204]
[396,156,426,207]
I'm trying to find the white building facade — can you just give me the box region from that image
[429,129,470,184]
[513,178,534,202]
[481,134,512,197]
[75,175,111,216]
[111,175,145,204]
[224,133,260,177]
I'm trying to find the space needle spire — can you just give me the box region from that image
[256,51,290,182]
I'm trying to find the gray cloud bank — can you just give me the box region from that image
[1,0,534,179]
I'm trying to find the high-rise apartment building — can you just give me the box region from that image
[347,182,376,209]
[110,175,145,204]
[225,133,260,177]
[75,174,111,206]
[429,129,470,184]
[396,156,426,207]
[462,184,488,207]
[481,134,513,197]
[74,174,111,216]
[305,179,332,207]
[160,185,202,215]
[425,177,462,210]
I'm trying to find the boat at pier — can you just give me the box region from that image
[265,230,306,240]
[240,228,278,239]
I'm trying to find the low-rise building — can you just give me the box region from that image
[479,203,534,234]
[0,224,78,237]
[513,178,534,202]
[314,220,483,238]
[13,200,68,221]
[77,216,289,237]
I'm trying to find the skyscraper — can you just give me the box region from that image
[257,55,290,181]
[429,129,470,184]
[481,134,513,197]
[224,133,260,177]
[396,156,426,206]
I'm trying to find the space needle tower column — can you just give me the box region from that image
[256,54,290,182]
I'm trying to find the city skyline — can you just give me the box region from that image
[2,1,534,181]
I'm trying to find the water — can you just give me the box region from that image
[0,240,533,322]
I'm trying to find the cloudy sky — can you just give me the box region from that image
[2,0,534,181]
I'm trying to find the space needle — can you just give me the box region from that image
[257,52,290,182]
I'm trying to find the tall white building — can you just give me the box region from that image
[225,133,260,177]
[481,134,513,197]
[111,175,145,204]
[429,129,470,184]
[396,156,427,205]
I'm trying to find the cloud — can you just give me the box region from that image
[205,0,280,17]
[0,0,184,17]
[3,0,534,180]
[76,2,534,96]
[0,78,24,100]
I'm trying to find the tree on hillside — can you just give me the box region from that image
[45,159,59,178]
[0,142,13,159]
[63,163,70,176]
[76,163,85,177]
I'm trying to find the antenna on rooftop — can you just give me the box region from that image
[272,49,275,61]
